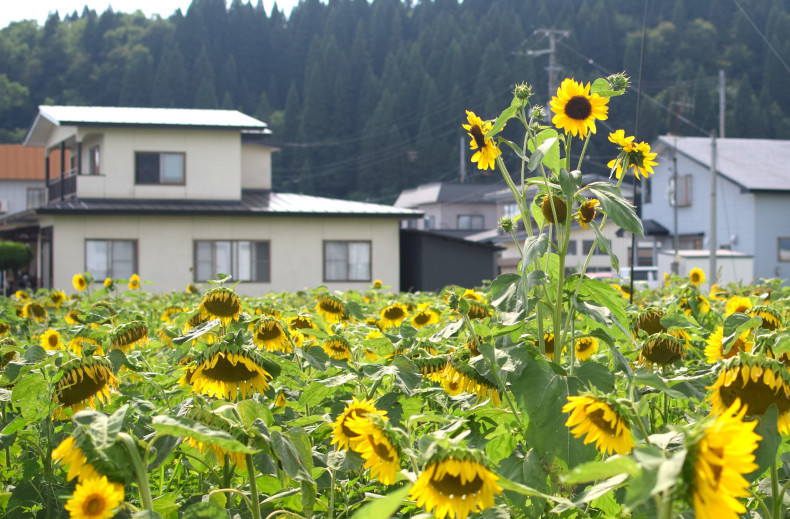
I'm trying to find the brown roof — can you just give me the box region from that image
[0,144,48,180]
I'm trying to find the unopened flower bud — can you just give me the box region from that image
[499,216,514,233]
[606,72,630,93]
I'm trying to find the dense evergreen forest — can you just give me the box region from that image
[1,0,788,201]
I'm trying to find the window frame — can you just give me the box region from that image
[134,151,186,185]
[193,240,271,283]
[89,145,101,175]
[779,237,790,262]
[457,214,485,231]
[26,187,45,209]
[85,239,138,281]
[323,240,372,282]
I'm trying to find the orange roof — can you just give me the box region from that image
[0,144,69,180]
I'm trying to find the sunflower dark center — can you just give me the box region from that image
[565,95,592,120]
[586,408,619,435]
[577,339,594,353]
[319,300,342,314]
[57,369,109,406]
[470,124,487,149]
[369,436,396,462]
[636,311,666,336]
[30,304,46,317]
[431,470,484,496]
[383,307,405,320]
[256,324,283,341]
[722,338,747,359]
[758,313,779,331]
[467,303,488,320]
[642,338,683,365]
[447,380,461,391]
[83,495,105,515]
[544,336,555,354]
[327,340,348,353]
[341,409,368,438]
[203,354,257,382]
[203,297,240,318]
[541,196,567,224]
[291,317,313,330]
[719,370,790,415]
[413,312,431,325]
[734,304,749,313]
[48,334,59,347]
[691,272,701,283]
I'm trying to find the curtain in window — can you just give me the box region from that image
[111,241,135,278]
[348,242,370,280]
[86,241,109,279]
[325,242,348,281]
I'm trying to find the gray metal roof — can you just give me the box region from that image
[36,190,422,218]
[394,182,504,207]
[657,135,790,192]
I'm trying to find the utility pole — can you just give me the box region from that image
[459,136,466,183]
[719,70,726,138]
[709,131,718,283]
[519,29,570,103]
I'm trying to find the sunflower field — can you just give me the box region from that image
[3,76,790,519]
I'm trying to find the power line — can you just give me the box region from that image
[732,0,790,77]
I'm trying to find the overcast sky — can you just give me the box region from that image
[0,0,304,29]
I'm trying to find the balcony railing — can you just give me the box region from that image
[47,172,77,202]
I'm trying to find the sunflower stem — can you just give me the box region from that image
[118,432,154,513]
[749,488,773,519]
[208,488,253,509]
[246,453,262,519]
[627,400,652,446]
[771,461,781,519]
[328,468,336,519]
[576,134,591,171]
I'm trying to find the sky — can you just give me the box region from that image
[0,0,303,29]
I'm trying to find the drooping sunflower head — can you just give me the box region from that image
[466,300,490,321]
[89,301,117,327]
[183,406,252,467]
[414,353,450,382]
[181,343,277,401]
[689,268,705,286]
[462,110,501,171]
[252,318,292,353]
[128,273,140,290]
[288,315,314,333]
[444,353,500,405]
[64,474,125,519]
[49,290,67,308]
[708,354,790,434]
[578,199,600,230]
[562,392,634,456]
[379,303,409,329]
[461,289,485,303]
[160,306,184,323]
[409,447,502,519]
[40,329,64,351]
[73,273,88,292]
[330,397,387,451]
[550,78,609,138]
[316,294,345,324]
[632,307,666,337]
[704,326,753,364]
[748,305,782,331]
[541,194,568,224]
[725,295,752,316]
[186,283,200,295]
[638,332,685,367]
[323,334,353,360]
[708,283,728,301]
[69,334,104,356]
[65,309,85,325]
[344,414,402,486]
[574,336,599,361]
[684,400,760,519]
[200,287,242,326]
[53,356,118,419]
[22,301,48,323]
[411,304,441,329]
[14,290,29,301]
[679,294,711,316]
[109,321,149,353]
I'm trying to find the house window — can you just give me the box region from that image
[567,239,577,255]
[582,239,607,256]
[669,174,692,207]
[643,177,652,204]
[86,240,137,280]
[424,215,434,230]
[324,241,371,281]
[135,152,185,184]
[26,187,45,209]
[89,145,101,175]
[779,238,790,262]
[503,203,519,219]
[458,214,484,230]
[194,240,270,282]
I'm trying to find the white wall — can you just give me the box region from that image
[0,179,46,215]
[50,214,401,295]
[241,144,274,190]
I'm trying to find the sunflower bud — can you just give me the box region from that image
[541,195,567,224]
[498,216,513,233]
[513,82,533,101]
[606,72,630,93]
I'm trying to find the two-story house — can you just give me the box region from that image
[642,136,790,282]
[10,106,419,293]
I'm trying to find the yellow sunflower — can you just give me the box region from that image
[69,335,104,356]
[379,303,409,329]
[330,397,387,451]
[638,333,685,367]
[725,295,752,316]
[709,283,728,301]
[73,273,87,291]
[316,294,345,324]
[608,139,658,180]
[181,345,275,401]
[541,333,565,361]
[22,301,48,323]
[14,290,29,301]
[708,355,790,434]
[749,305,782,331]
[680,294,711,315]
[442,361,500,406]
[411,304,441,329]
[109,321,149,353]
[252,318,292,353]
[183,436,246,468]
[410,453,502,519]
[127,273,140,290]
[465,300,490,320]
[52,436,99,482]
[608,129,634,150]
[103,278,113,289]
[40,329,64,351]
[461,289,485,303]
[49,290,67,308]
[373,279,383,289]
[65,309,85,325]
[562,394,634,455]
[345,415,400,486]
[578,199,600,230]
[200,287,242,326]
[704,327,753,364]
[322,335,352,360]
[550,78,609,138]
[574,336,599,361]
[689,267,705,286]
[160,306,184,323]
[64,474,125,519]
[288,315,314,334]
[462,110,501,171]
[53,356,119,419]
[275,392,288,408]
[687,400,760,519]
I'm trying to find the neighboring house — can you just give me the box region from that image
[0,144,49,215]
[393,182,502,238]
[643,136,790,282]
[4,106,420,293]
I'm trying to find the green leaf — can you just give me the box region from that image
[557,168,581,200]
[523,234,549,266]
[152,415,257,454]
[173,318,220,345]
[301,481,317,517]
[236,399,274,428]
[500,138,530,163]
[350,485,412,519]
[746,404,780,482]
[589,220,619,271]
[587,182,643,236]
[152,493,179,519]
[180,502,228,519]
[23,345,47,363]
[590,77,625,98]
[72,405,128,449]
[271,430,313,483]
[487,104,519,138]
[527,129,560,172]
[564,456,639,484]
[132,511,164,519]
[578,277,629,329]
[10,371,48,421]
[659,313,699,330]
[633,371,687,399]
[721,314,761,354]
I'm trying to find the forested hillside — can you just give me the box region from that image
[1,0,788,201]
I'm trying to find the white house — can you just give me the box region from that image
[7,106,420,294]
[643,136,790,282]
